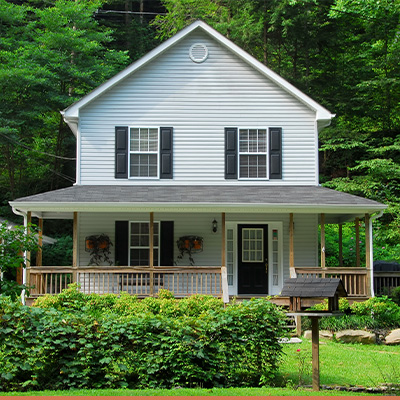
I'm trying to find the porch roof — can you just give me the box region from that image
[10,185,386,223]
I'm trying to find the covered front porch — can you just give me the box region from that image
[10,185,386,305]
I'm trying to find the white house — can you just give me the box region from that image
[10,21,386,302]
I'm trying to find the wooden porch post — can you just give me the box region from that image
[221,213,226,268]
[72,212,78,283]
[320,213,325,272]
[149,212,154,296]
[221,212,229,303]
[365,213,371,296]
[36,218,43,267]
[290,213,301,334]
[289,213,295,278]
[355,217,360,268]
[338,224,343,267]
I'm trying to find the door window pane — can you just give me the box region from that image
[242,228,263,262]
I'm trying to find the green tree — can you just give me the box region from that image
[0,0,129,203]
[0,222,39,300]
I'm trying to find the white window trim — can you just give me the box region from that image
[128,220,160,266]
[237,127,270,180]
[128,127,160,179]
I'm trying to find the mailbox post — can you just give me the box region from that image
[281,278,347,391]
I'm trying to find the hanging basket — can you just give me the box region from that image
[177,236,203,253]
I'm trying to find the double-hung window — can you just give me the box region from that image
[129,128,159,178]
[239,128,267,179]
[129,222,159,266]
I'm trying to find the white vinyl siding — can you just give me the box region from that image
[77,212,317,295]
[79,30,317,186]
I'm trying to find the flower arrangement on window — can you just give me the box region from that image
[85,234,113,265]
[176,235,203,265]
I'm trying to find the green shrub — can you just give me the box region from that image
[390,286,400,306]
[303,296,400,332]
[0,291,287,391]
[350,296,400,328]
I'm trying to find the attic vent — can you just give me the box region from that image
[189,43,208,63]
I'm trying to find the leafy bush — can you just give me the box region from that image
[1,290,287,391]
[0,221,39,299]
[350,296,400,328]
[303,296,400,332]
[390,286,400,306]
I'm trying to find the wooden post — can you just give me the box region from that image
[338,224,343,267]
[149,212,154,296]
[296,316,302,337]
[311,316,320,391]
[221,212,226,268]
[355,217,360,268]
[36,218,43,266]
[320,214,325,271]
[26,212,31,270]
[72,212,78,283]
[365,213,371,297]
[25,212,32,289]
[221,213,228,304]
[289,213,295,278]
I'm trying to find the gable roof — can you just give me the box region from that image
[62,20,334,136]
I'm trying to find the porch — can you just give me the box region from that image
[10,185,387,305]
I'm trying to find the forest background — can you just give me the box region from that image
[1,0,399,266]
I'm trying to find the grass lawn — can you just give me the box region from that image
[1,339,399,396]
[278,338,400,388]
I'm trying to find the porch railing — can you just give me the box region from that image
[374,271,400,295]
[294,267,368,297]
[28,265,229,302]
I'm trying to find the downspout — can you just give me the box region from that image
[11,207,28,305]
[369,210,384,297]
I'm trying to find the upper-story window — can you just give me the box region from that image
[115,126,173,180]
[239,129,267,179]
[130,128,159,178]
[225,127,282,180]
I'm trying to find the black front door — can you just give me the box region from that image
[238,224,268,294]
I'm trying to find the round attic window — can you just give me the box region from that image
[189,43,208,63]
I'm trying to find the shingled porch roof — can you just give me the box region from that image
[10,185,386,222]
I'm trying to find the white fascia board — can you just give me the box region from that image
[10,201,387,215]
[62,20,334,127]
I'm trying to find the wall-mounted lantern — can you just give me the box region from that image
[212,219,218,233]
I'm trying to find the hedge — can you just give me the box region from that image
[0,287,287,391]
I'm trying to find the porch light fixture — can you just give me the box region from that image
[212,219,218,233]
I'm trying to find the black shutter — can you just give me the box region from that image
[115,126,128,179]
[160,127,173,179]
[225,127,238,179]
[269,127,282,179]
[160,221,174,266]
[115,221,129,266]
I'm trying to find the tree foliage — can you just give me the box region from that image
[1,0,400,257]
[0,222,39,300]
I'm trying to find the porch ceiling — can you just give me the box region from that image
[10,185,386,223]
